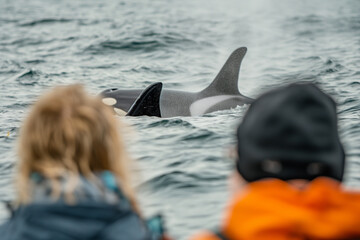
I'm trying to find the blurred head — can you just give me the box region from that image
[17,85,137,209]
[236,83,345,183]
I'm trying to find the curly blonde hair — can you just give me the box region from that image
[17,85,138,211]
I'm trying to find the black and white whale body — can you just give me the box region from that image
[100,47,253,117]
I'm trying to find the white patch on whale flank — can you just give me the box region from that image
[102,98,117,106]
[189,95,235,116]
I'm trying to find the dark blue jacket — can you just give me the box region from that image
[0,201,151,240]
[0,173,153,240]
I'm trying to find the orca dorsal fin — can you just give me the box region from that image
[126,82,163,117]
[201,47,247,96]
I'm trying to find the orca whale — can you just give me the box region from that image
[100,47,253,117]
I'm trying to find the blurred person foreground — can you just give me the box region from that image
[192,83,360,240]
[0,85,170,240]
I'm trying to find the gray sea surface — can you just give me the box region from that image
[1,0,360,239]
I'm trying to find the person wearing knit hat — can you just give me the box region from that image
[191,83,360,240]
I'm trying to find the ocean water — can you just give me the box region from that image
[1,0,360,239]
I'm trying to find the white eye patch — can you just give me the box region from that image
[102,98,117,106]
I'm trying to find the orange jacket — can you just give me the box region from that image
[192,178,360,240]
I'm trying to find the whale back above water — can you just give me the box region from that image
[100,47,253,117]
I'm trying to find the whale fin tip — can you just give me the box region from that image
[202,47,247,96]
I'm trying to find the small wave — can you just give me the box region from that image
[19,18,73,27]
[342,97,358,105]
[347,82,360,91]
[8,38,54,47]
[147,118,195,128]
[4,102,30,110]
[290,14,323,24]
[126,66,175,75]
[140,170,226,191]
[180,129,215,141]
[0,162,14,172]
[62,36,79,42]
[339,105,360,115]
[84,40,166,54]
[0,60,22,76]
[295,56,322,64]
[7,69,42,86]
[319,59,344,75]
[0,18,19,24]
[84,31,194,54]
[77,19,105,26]
[24,59,46,64]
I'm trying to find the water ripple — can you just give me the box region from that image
[146,118,196,128]
[84,32,195,54]
[180,129,216,141]
[6,69,41,86]
[140,170,227,191]
[19,18,73,27]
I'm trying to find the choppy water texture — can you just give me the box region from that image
[1,0,360,238]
